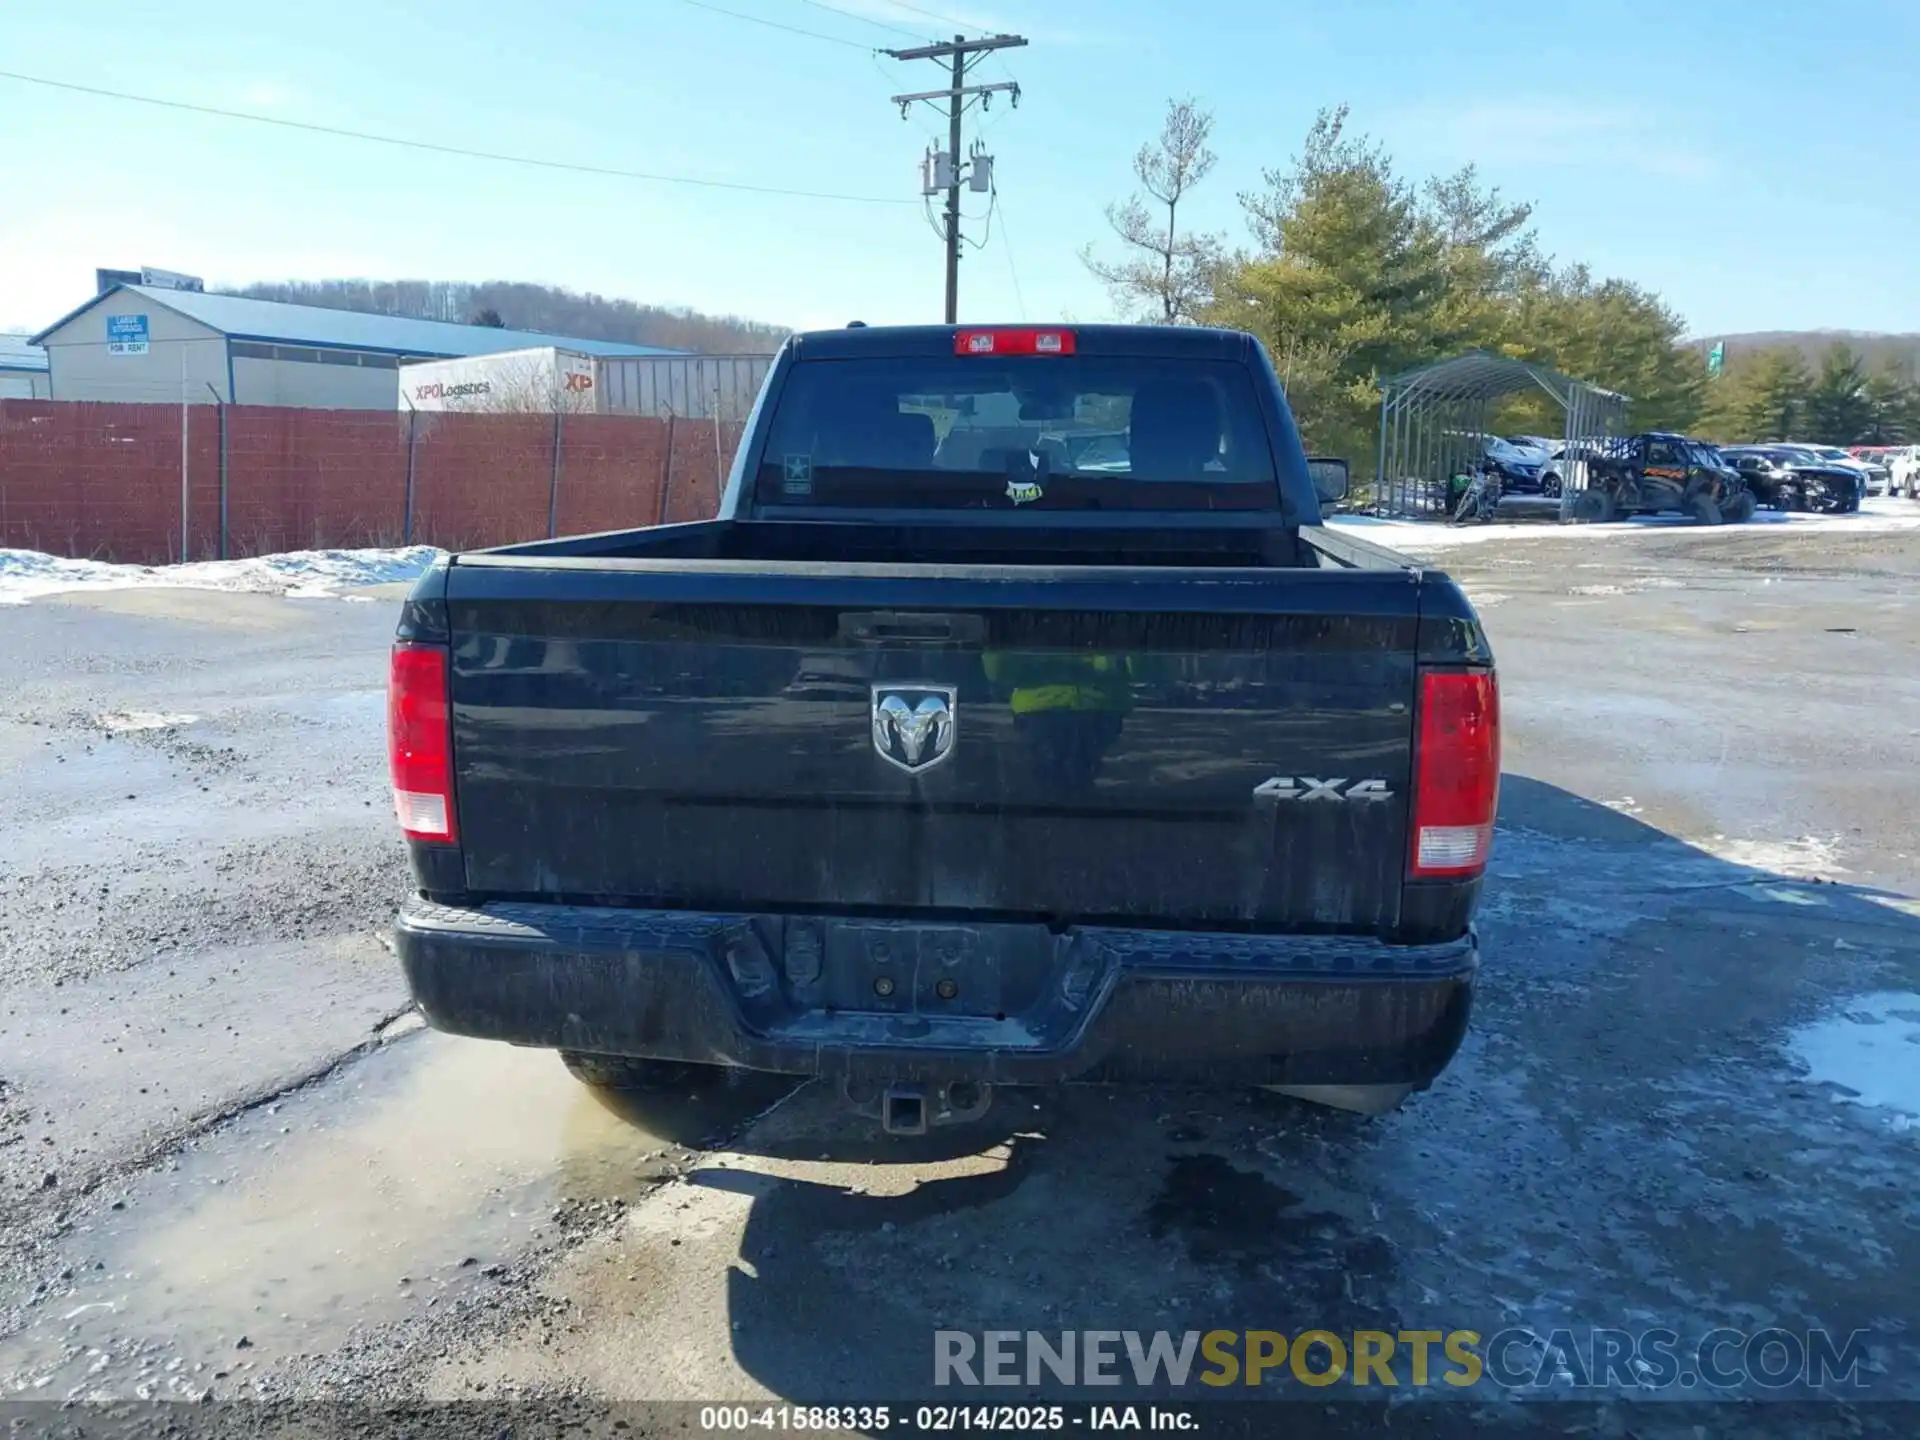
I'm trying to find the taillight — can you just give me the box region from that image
[953,327,1076,356]
[1409,670,1499,878]
[388,643,457,844]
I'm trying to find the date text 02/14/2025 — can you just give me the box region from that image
[696,1404,1200,1432]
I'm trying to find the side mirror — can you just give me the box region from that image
[1307,456,1350,503]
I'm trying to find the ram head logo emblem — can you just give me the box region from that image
[870,684,957,774]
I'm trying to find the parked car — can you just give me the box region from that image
[1848,445,1901,483]
[1720,446,1862,513]
[1482,436,1555,495]
[1781,443,1886,496]
[389,323,1498,1132]
[1503,435,1568,497]
[1571,432,1754,523]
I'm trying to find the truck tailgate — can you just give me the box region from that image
[443,559,1423,933]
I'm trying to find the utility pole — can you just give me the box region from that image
[885,33,1026,323]
[942,41,964,324]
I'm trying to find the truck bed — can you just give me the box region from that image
[402,517,1480,942]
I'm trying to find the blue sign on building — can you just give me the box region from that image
[106,314,150,357]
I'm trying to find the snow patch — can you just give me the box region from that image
[96,711,199,733]
[1788,992,1920,1120]
[1734,885,1832,909]
[1328,496,1920,551]
[1700,833,1847,878]
[0,547,442,606]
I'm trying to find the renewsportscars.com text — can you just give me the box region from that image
[934,1328,1871,1391]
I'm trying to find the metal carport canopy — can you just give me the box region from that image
[1384,350,1620,407]
[1374,350,1631,519]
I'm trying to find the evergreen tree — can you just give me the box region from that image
[1747,348,1814,440]
[1505,266,1702,433]
[1803,343,1872,443]
[1859,357,1916,444]
[1697,346,1808,441]
[1207,106,1450,456]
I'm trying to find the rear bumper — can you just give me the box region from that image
[395,900,1476,1089]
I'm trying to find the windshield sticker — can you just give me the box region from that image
[781,454,814,497]
[1005,478,1044,504]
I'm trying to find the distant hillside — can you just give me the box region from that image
[1685,330,1920,373]
[222,279,789,355]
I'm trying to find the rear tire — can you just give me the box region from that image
[1570,487,1615,523]
[1688,493,1723,525]
[560,1050,708,1092]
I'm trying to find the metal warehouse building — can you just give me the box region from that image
[29,286,683,409]
[0,335,50,399]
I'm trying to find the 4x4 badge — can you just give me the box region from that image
[1005,478,1043,505]
[1253,776,1393,801]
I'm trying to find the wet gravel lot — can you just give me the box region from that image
[1,518,1918,1435]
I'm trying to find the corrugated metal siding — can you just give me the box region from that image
[232,355,400,409]
[597,354,775,420]
[0,335,49,372]
[40,297,229,404]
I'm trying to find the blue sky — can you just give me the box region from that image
[3,0,1917,339]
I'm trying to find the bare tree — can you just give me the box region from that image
[483,354,568,414]
[225,279,791,354]
[1081,98,1225,324]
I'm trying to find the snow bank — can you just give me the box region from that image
[1329,496,1920,551]
[0,547,443,607]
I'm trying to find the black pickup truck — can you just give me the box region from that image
[388,324,1498,1133]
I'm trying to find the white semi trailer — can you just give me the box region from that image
[398,347,600,414]
[400,349,777,419]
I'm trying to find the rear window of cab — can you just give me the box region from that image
[753,347,1280,512]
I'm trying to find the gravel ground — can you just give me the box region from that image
[0,525,1917,1436]
[0,588,414,1277]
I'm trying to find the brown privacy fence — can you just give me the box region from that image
[0,400,748,563]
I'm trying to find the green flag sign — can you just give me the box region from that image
[1708,341,1725,378]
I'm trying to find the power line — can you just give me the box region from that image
[878,0,979,29]
[670,0,873,48]
[973,61,1018,143]
[0,69,913,206]
[993,185,1028,320]
[921,194,948,241]
[796,0,927,41]
[871,50,946,144]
